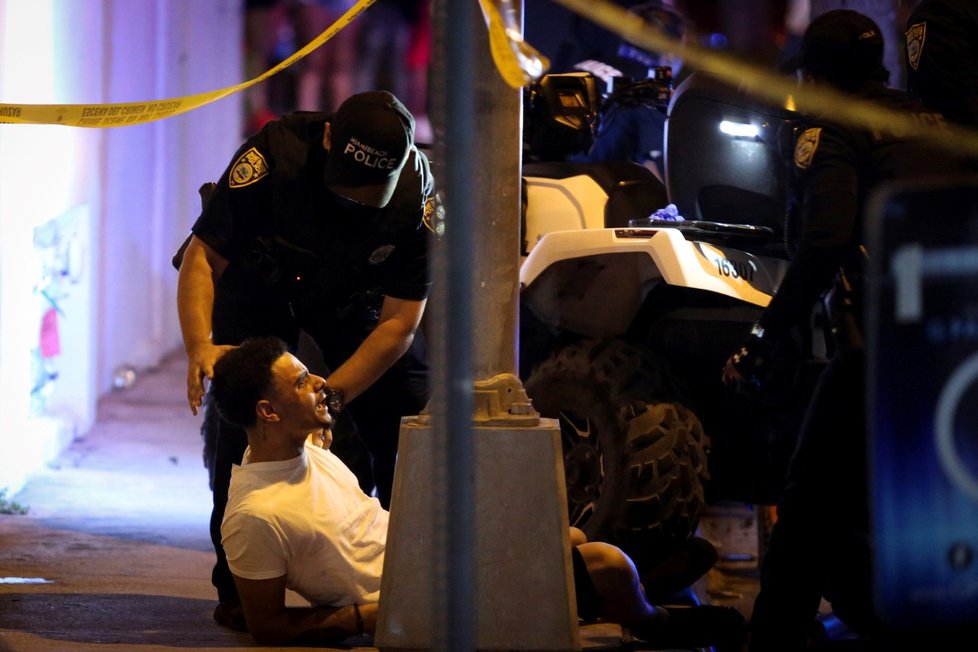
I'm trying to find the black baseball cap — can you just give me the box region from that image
[783,9,889,88]
[628,0,685,40]
[324,91,415,208]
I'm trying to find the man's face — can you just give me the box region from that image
[268,353,333,448]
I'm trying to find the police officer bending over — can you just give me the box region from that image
[721,10,967,651]
[176,91,435,631]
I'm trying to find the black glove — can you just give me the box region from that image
[727,334,777,391]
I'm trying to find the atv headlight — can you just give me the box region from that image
[719,120,760,139]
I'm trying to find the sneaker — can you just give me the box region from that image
[213,601,248,633]
[629,604,748,650]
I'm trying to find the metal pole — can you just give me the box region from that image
[378,2,576,649]
[429,0,477,648]
[431,0,526,644]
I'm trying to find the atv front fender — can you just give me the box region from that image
[520,227,787,338]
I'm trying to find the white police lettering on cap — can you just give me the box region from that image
[344,138,399,171]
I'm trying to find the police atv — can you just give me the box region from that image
[518,72,829,573]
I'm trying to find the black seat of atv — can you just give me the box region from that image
[627,219,775,238]
[622,216,787,256]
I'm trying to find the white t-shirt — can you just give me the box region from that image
[221,440,388,606]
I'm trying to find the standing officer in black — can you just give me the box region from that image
[176,90,435,631]
[905,0,978,130]
[721,11,965,651]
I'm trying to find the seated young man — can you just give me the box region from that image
[209,336,747,647]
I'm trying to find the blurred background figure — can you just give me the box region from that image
[355,0,432,143]
[522,0,816,175]
[242,0,431,142]
[288,0,360,111]
[905,0,978,130]
[526,0,666,75]
[568,0,689,179]
[779,0,811,68]
[571,0,688,87]
[243,0,282,133]
[243,0,362,134]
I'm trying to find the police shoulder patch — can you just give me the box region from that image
[228,147,269,188]
[422,193,445,235]
[906,22,927,71]
[794,128,822,169]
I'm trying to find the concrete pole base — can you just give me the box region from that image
[375,416,581,651]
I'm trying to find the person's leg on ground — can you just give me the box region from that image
[576,541,748,649]
[577,542,657,624]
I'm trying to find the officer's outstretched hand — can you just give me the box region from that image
[186,342,236,415]
[721,335,775,393]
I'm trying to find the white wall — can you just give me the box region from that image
[0,0,243,493]
[98,0,243,388]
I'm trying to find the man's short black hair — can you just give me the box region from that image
[210,336,289,428]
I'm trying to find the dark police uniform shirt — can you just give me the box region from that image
[191,112,435,350]
[906,0,978,129]
[757,83,962,339]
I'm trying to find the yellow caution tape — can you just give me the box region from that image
[551,0,978,157]
[0,0,376,128]
[8,0,978,159]
[479,0,550,89]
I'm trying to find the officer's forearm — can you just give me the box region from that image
[177,240,217,353]
[325,320,414,402]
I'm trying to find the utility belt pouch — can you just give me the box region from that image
[823,268,864,355]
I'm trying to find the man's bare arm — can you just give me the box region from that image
[325,295,426,402]
[234,574,376,645]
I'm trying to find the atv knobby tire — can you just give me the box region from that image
[525,338,710,568]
